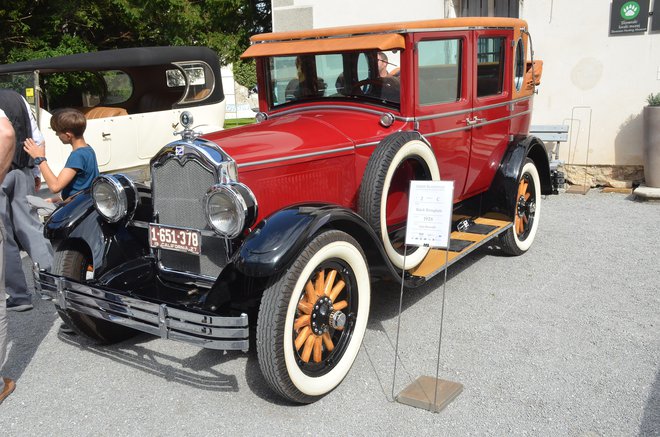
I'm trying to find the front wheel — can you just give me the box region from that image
[256,230,371,403]
[499,158,541,255]
[53,242,138,344]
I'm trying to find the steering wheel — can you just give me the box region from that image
[350,78,382,96]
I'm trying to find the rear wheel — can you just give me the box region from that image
[500,158,541,255]
[256,230,370,403]
[53,242,138,344]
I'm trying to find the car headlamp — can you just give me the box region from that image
[204,182,257,238]
[92,174,138,223]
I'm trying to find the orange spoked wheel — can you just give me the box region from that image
[293,265,351,366]
[515,171,536,239]
[257,230,371,404]
[500,158,541,256]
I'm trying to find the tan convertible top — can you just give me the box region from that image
[241,17,528,58]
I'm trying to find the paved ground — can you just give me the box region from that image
[0,190,658,436]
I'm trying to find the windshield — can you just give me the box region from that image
[0,72,38,105]
[266,49,400,110]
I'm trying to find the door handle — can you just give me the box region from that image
[465,117,487,126]
[102,132,111,138]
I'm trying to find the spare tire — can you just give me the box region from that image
[358,132,440,269]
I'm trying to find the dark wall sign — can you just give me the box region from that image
[610,0,650,34]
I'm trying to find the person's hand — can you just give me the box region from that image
[24,138,45,159]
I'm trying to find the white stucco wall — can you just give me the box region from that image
[272,0,660,168]
[522,1,660,167]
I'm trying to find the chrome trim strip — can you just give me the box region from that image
[240,99,532,166]
[423,125,473,137]
[268,105,414,122]
[476,109,532,128]
[415,107,472,121]
[238,146,355,168]
[355,141,380,149]
[419,109,531,137]
[475,95,533,112]
[415,96,532,122]
[34,270,250,351]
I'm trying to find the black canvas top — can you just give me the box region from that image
[0,46,220,74]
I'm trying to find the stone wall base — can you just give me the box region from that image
[562,165,645,188]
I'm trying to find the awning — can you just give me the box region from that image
[241,33,406,59]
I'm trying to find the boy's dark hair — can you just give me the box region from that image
[50,108,86,137]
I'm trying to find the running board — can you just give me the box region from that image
[409,217,512,280]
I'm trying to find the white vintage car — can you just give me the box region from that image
[0,46,226,177]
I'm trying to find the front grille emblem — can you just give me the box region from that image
[175,146,184,156]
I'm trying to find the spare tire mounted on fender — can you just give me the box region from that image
[358,132,440,269]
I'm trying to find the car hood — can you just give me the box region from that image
[202,109,388,169]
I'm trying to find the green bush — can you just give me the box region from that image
[647,92,660,106]
[233,59,257,90]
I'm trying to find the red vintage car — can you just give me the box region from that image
[34,17,552,403]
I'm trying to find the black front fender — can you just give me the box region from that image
[45,191,144,274]
[233,204,387,278]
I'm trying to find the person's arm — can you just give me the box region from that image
[23,138,76,194]
[0,117,15,183]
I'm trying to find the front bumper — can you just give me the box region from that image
[33,266,249,351]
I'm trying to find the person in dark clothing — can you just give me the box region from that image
[0,89,54,312]
[0,110,17,404]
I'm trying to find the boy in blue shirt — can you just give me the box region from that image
[24,108,99,202]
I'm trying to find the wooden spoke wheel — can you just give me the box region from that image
[500,158,541,255]
[257,230,370,403]
[293,264,352,368]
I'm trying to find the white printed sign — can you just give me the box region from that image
[405,180,454,249]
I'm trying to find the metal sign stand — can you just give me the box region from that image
[392,181,463,413]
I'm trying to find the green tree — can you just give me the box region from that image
[0,0,271,86]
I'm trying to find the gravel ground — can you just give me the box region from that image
[0,190,658,436]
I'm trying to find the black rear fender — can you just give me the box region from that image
[486,135,552,219]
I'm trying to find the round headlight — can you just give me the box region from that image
[92,174,138,223]
[204,183,257,238]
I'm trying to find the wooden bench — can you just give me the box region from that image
[530,124,568,170]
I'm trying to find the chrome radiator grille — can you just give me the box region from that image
[152,158,227,278]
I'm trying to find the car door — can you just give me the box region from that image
[462,30,513,198]
[413,31,473,202]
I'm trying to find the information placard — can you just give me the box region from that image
[405,180,454,249]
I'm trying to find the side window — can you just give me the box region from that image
[100,70,133,104]
[176,62,215,104]
[315,54,343,95]
[477,37,505,97]
[417,39,461,105]
[514,38,525,91]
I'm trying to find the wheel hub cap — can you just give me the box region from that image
[311,296,339,335]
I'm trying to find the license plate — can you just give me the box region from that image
[149,224,201,255]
